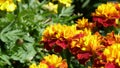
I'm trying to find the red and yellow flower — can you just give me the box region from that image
[69,28,104,64]
[42,24,81,52]
[92,2,120,27]
[29,54,68,68]
[76,17,95,29]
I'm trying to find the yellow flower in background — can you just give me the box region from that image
[103,43,120,66]
[17,0,21,2]
[0,0,16,12]
[43,2,58,13]
[58,0,72,7]
[92,2,119,18]
[76,17,89,28]
[0,0,5,5]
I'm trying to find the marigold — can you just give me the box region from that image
[42,24,81,52]
[58,0,72,7]
[69,29,103,65]
[29,54,68,68]
[102,31,120,46]
[92,2,120,27]
[43,2,58,13]
[29,63,37,68]
[103,43,120,66]
[0,0,16,12]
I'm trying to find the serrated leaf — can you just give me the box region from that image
[10,35,36,63]
[0,55,11,65]
[0,29,24,42]
[59,6,74,17]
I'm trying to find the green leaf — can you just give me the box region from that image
[0,55,11,65]
[0,29,24,42]
[81,0,90,8]
[6,13,15,22]
[59,6,74,17]
[10,35,36,63]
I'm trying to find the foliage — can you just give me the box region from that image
[1,0,120,68]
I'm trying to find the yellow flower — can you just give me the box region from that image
[83,34,101,52]
[44,54,62,67]
[76,17,89,28]
[43,2,58,13]
[58,0,72,7]
[63,24,82,39]
[0,0,5,5]
[38,63,48,68]
[103,43,120,66]
[42,24,81,41]
[0,0,16,12]
[17,0,21,2]
[92,2,119,18]
[29,63,37,68]
[29,54,68,68]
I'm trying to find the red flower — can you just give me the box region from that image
[93,16,116,27]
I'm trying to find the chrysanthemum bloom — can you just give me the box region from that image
[58,0,72,7]
[69,29,104,64]
[0,0,16,12]
[93,42,120,68]
[76,17,95,30]
[43,2,58,13]
[92,2,120,27]
[101,43,120,68]
[102,31,120,47]
[42,24,81,52]
[29,54,68,68]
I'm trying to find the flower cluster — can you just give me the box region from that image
[41,2,120,68]
[92,2,120,27]
[0,0,17,12]
[29,54,68,68]
[93,32,120,68]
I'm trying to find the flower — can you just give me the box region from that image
[76,17,95,30]
[17,0,21,2]
[69,28,103,64]
[43,2,58,13]
[29,63,37,68]
[29,54,68,68]
[92,2,120,27]
[102,43,120,67]
[102,31,120,46]
[58,0,72,7]
[42,24,81,52]
[0,0,16,12]
[76,17,89,29]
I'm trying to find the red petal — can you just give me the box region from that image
[56,40,68,49]
[105,63,115,68]
[77,53,92,65]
